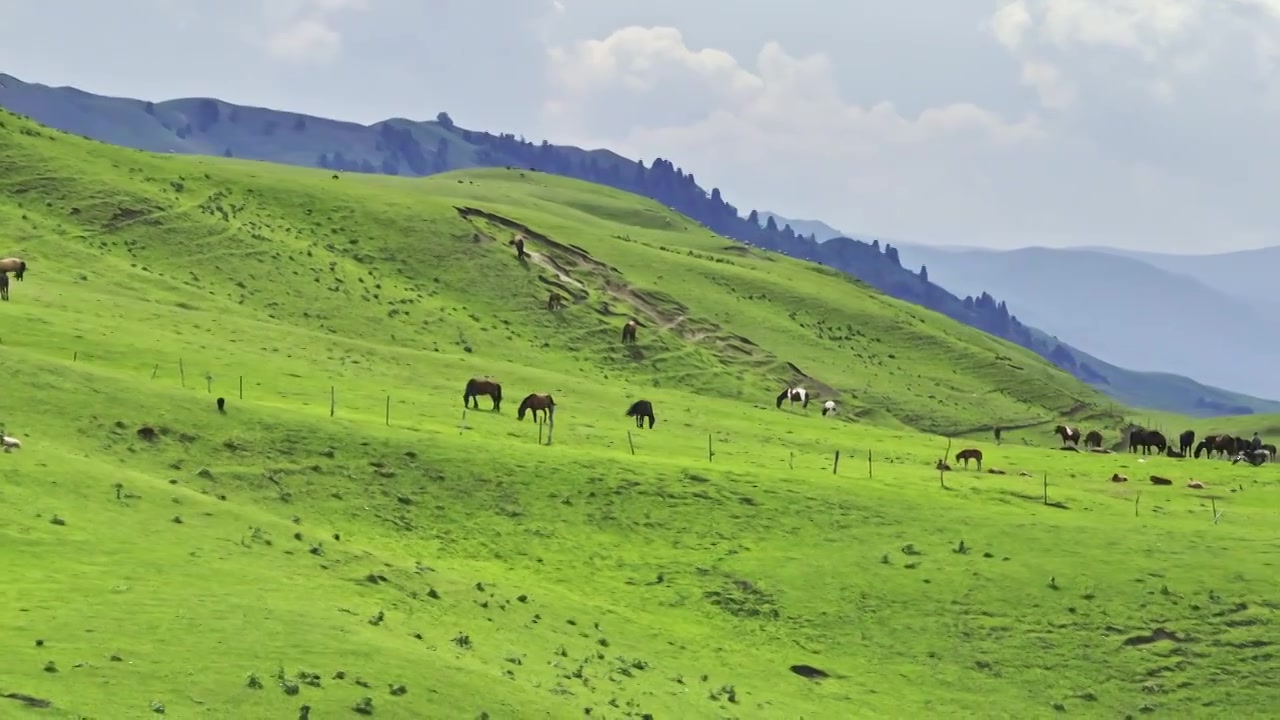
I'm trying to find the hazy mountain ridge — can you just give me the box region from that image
[3,71,1276,415]
[757,212,844,242]
[893,243,1280,399]
[1082,244,1280,309]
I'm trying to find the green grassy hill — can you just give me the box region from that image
[2,110,1279,719]
[4,71,1277,418]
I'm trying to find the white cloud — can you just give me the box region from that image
[546,27,1038,147]
[267,18,341,62]
[1020,60,1075,108]
[259,0,368,63]
[537,8,1280,252]
[988,0,1033,50]
[1035,0,1202,56]
[544,26,1043,243]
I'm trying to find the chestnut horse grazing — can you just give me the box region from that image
[463,378,503,411]
[518,393,555,423]
[775,386,810,410]
[1053,425,1081,445]
[1084,430,1103,449]
[0,257,27,281]
[621,319,638,344]
[626,399,656,429]
[955,448,983,470]
[547,292,564,311]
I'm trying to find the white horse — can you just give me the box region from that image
[2,433,22,452]
[775,386,810,410]
[821,400,837,416]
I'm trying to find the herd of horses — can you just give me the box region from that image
[460,378,846,435]
[1048,424,1275,464]
[943,424,1275,474]
[463,377,659,429]
[0,257,28,301]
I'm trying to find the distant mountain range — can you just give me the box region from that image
[887,243,1280,401]
[1085,245,1279,309]
[3,70,1276,416]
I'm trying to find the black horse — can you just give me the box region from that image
[1178,429,1195,457]
[1129,429,1167,455]
[626,400,656,429]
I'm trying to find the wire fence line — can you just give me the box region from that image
[59,351,1235,523]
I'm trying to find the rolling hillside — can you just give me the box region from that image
[4,110,1280,719]
[0,109,1116,436]
[892,245,1280,402]
[1,71,1273,417]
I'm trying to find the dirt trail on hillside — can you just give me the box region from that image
[453,204,831,392]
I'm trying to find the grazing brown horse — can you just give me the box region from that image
[463,378,503,411]
[626,399,656,429]
[0,257,27,281]
[621,319,638,344]
[1178,429,1195,457]
[1195,433,1236,459]
[517,393,555,423]
[0,272,8,302]
[955,448,983,470]
[547,292,564,311]
[1053,424,1082,445]
[1083,430,1103,449]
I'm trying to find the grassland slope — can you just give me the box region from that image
[4,72,1274,418]
[0,110,1118,436]
[2,111,1280,719]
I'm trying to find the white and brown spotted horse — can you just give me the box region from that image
[775,386,811,410]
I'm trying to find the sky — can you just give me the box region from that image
[1,0,1278,253]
